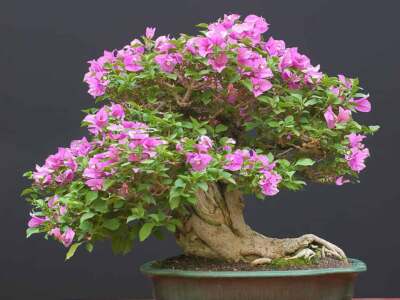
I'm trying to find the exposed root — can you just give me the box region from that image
[175,183,347,264]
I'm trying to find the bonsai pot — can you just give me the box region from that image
[141,258,366,300]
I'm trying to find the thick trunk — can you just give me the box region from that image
[175,182,346,263]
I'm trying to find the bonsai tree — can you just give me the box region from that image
[23,14,378,263]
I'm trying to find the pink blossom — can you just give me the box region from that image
[85,178,104,190]
[348,133,366,148]
[145,27,156,39]
[195,37,214,57]
[324,106,349,128]
[196,136,213,153]
[83,107,109,135]
[279,47,311,71]
[304,65,323,84]
[244,15,269,34]
[259,170,282,196]
[28,215,47,228]
[186,152,213,172]
[227,83,238,104]
[47,195,59,208]
[221,14,240,29]
[123,53,143,72]
[208,53,228,73]
[335,176,350,186]
[50,228,62,240]
[110,103,125,119]
[263,37,286,56]
[352,97,371,112]
[33,164,53,186]
[251,77,272,97]
[59,206,67,216]
[84,74,108,97]
[155,36,175,52]
[337,107,351,123]
[176,143,184,152]
[154,53,182,73]
[61,228,75,247]
[338,74,352,89]
[224,151,244,171]
[346,147,370,172]
[70,137,92,157]
[55,169,74,184]
[206,24,227,48]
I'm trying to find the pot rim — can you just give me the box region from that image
[140,258,366,278]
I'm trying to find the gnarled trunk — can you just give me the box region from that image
[175,182,346,263]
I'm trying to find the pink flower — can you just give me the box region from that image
[33,164,53,186]
[155,36,175,52]
[352,97,371,112]
[186,152,213,172]
[51,227,75,248]
[227,83,238,104]
[55,169,74,184]
[154,53,182,73]
[346,147,370,172]
[324,106,350,128]
[337,107,352,123]
[251,77,272,97]
[110,103,125,119]
[145,27,156,39]
[47,195,59,208]
[195,37,214,57]
[335,176,350,186]
[61,228,75,247]
[84,74,108,97]
[259,170,282,196]
[70,137,92,157]
[28,215,47,228]
[85,178,104,190]
[263,37,286,56]
[123,53,143,72]
[83,107,109,135]
[196,136,213,153]
[176,143,184,152]
[244,15,269,34]
[348,133,366,148]
[206,24,227,48]
[224,151,244,171]
[338,74,352,89]
[221,14,240,29]
[324,106,336,129]
[208,53,228,73]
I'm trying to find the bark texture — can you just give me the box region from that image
[175,182,346,263]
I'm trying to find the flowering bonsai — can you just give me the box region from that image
[23,14,378,263]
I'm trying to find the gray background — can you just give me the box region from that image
[1,0,399,299]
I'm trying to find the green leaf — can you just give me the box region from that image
[240,78,252,91]
[20,188,33,196]
[103,218,121,231]
[103,179,116,190]
[197,182,209,192]
[26,227,41,238]
[85,191,98,204]
[80,212,95,223]
[169,196,180,210]
[295,158,315,167]
[139,223,154,241]
[65,242,82,260]
[215,124,228,133]
[92,199,108,213]
[85,243,94,253]
[174,179,186,188]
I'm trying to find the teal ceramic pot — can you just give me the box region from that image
[141,258,366,300]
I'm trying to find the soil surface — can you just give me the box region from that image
[155,255,351,271]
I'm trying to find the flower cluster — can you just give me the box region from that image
[83,42,144,97]
[345,133,370,173]
[185,136,214,172]
[223,148,281,196]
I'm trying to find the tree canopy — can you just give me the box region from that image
[23,14,378,259]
